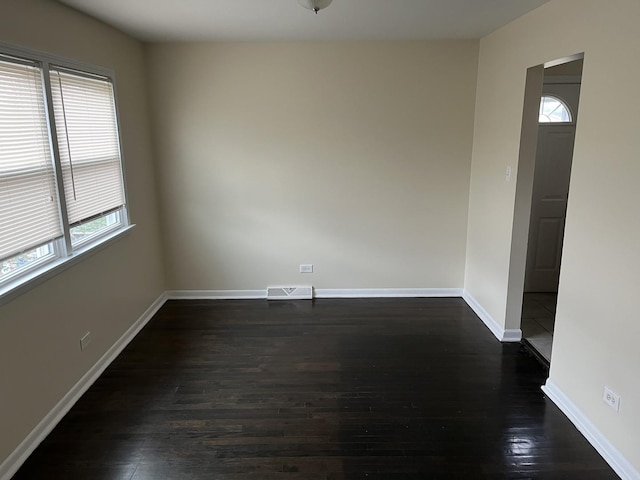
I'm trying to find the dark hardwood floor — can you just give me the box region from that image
[12,298,618,479]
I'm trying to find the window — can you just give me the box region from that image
[539,95,572,123]
[0,47,129,298]
[50,69,126,246]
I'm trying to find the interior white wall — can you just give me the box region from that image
[146,41,479,291]
[0,0,165,465]
[465,0,640,471]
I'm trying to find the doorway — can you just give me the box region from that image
[521,59,583,363]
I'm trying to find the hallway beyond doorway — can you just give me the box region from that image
[521,292,557,362]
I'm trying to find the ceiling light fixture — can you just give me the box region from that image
[298,0,333,15]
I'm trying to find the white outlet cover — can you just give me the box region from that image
[603,386,620,412]
[299,264,313,273]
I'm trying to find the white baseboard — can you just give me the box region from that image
[542,379,639,480]
[0,291,169,480]
[462,289,522,342]
[166,289,266,300]
[314,288,463,298]
[166,288,463,300]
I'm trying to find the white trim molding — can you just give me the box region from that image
[166,289,266,300]
[0,291,169,480]
[166,288,463,300]
[462,289,522,342]
[315,288,463,298]
[542,379,640,480]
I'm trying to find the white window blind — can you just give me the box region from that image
[0,58,62,260]
[50,69,125,226]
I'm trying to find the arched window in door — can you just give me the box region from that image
[539,95,573,123]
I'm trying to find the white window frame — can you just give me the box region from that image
[0,43,134,306]
[539,95,574,124]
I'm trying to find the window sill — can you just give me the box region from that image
[0,224,136,308]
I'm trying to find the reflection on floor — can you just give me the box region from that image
[521,293,557,363]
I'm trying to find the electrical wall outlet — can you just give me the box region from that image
[299,264,313,273]
[603,386,620,412]
[80,331,92,351]
[505,165,512,182]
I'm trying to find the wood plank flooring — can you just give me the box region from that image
[12,298,618,479]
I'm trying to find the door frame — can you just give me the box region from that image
[504,53,584,337]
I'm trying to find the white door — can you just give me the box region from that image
[524,82,581,292]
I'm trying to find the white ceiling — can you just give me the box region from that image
[57,0,551,42]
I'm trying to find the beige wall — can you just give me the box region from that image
[146,41,479,290]
[465,0,640,470]
[0,0,165,465]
